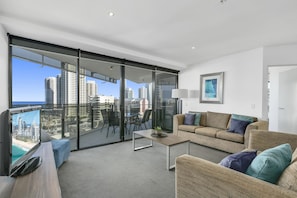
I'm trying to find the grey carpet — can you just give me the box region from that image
[58,139,229,198]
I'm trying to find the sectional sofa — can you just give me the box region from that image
[173,111,268,153]
[175,130,297,198]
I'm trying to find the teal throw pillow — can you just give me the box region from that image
[231,114,255,123]
[194,113,201,126]
[184,113,195,125]
[245,143,292,184]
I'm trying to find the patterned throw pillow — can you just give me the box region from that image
[219,151,257,173]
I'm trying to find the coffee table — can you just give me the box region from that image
[132,129,190,170]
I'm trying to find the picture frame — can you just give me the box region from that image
[200,72,224,104]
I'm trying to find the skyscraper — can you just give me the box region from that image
[138,86,147,99]
[60,64,76,105]
[125,88,134,99]
[59,64,87,115]
[56,74,61,104]
[146,83,152,108]
[87,80,98,99]
[45,77,57,104]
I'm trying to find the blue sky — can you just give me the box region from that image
[12,58,145,102]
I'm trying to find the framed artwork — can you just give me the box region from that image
[200,72,224,104]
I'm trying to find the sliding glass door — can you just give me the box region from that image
[9,35,179,151]
[124,66,153,140]
[79,57,122,148]
[155,71,178,132]
[11,45,79,150]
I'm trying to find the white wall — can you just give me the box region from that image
[262,44,297,120]
[0,25,9,158]
[179,48,264,118]
[0,25,8,113]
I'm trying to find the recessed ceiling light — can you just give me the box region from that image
[109,12,114,17]
[191,46,196,50]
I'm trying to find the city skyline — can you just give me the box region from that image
[12,57,149,102]
[45,73,151,105]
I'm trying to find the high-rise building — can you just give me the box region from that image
[59,64,87,115]
[56,74,62,104]
[125,88,134,99]
[138,86,147,99]
[45,77,57,104]
[87,80,98,99]
[146,83,153,108]
[60,64,76,105]
[79,72,87,104]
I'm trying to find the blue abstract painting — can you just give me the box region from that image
[200,72,224,103]
[205,79,217,98]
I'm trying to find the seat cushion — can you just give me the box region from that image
[216,130,244,143]
[195,127,219,137]
[178,125,200,133]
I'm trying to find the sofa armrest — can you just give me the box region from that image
[173,114,185,136]
[175,154,297,198]
[248,130,297,151]
[244,120,268,148]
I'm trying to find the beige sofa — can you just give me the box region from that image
[173,111,268,153]
[175,130,297,198]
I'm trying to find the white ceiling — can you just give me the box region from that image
[1,0,297,71]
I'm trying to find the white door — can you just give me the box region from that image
[278,68,297,133]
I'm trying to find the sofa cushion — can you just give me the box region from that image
[219,150,257,173]
[195,127,219,138]
[194,113,201,126]
[216,130,244,143]
[231,114,256,123]
[227,114,257,129]
[206,111,231,130]
[277,148,297,192]
[200,112,207,126]
[178,125,200,133]
[184,113,195,125]
[227,118,251,135]
[246,143,292,184]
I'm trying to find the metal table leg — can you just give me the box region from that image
[133,132,153,151]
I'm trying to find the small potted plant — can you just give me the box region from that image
[154,126,162,136]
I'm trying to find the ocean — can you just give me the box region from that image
[12,101,45,106]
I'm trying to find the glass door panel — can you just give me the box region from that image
[155,71,178,132]
[79,58,121,148]
[124,67,153,139]
[11,46,78,150]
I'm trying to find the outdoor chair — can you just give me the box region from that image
[133,109,152,131]
[107,111,120,137]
